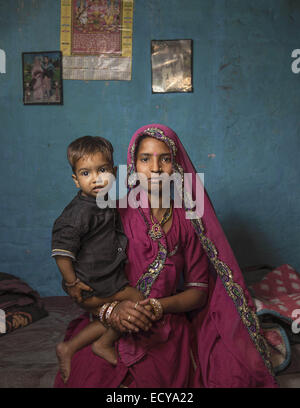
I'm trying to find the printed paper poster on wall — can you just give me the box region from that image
[60,0,133,80]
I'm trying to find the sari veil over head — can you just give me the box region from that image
[124,124,278,388]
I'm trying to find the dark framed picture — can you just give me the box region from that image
[22,51,63,105]
[151,39,193,94]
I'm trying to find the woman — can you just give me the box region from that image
[31,57,44,101]
[54,124,278,388]
[42,56,55,99]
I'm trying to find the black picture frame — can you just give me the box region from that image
[22,51,63,105]
[151,39,193,94]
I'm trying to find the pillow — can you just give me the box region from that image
[0,272,48,335]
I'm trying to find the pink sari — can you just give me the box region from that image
[54,124,278,388]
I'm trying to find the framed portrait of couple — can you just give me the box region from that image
[22,51,63,105]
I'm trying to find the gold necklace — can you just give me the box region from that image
[149,205,173,240]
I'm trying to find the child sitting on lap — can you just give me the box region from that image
[52,136,149,383]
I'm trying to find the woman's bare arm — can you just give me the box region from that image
[157,288,207,314]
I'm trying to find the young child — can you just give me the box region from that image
[52,136,150,384]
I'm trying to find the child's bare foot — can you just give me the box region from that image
[91,339,117,365]
[56,342,74,384]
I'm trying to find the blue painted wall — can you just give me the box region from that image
[0,0,299,296]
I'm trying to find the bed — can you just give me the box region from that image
[0,296,81,388]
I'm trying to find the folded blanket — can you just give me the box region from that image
[0,272,48,336]
[249,264,300,374]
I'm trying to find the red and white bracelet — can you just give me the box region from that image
[98,303,111,326]
[105,301,120,326]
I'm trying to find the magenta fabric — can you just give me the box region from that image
[54,124,278,388]
[54,205,207,387]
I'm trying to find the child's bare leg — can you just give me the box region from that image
[61,287,146,370]
[56,320,106,383]
[91,288,146,364]
[91,327,120,365]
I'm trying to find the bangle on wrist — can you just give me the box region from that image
[105,301,120,327]
[65,278,80,288]
[149,298,163,320]
[98,303,111,327]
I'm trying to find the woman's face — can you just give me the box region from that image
[135,136,173,195]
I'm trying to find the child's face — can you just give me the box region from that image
[72,152,116,198]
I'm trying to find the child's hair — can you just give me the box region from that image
[67,136,114,173]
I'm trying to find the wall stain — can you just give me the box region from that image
[219,62,231,71]
[235,18,245,26]
[217,85,233,90]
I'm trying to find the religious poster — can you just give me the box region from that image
[60,0,133,80]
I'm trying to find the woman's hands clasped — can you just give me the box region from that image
[109,299,156,334]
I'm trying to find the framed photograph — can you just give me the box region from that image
[151,39,193,94]
[22,51,63,105]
